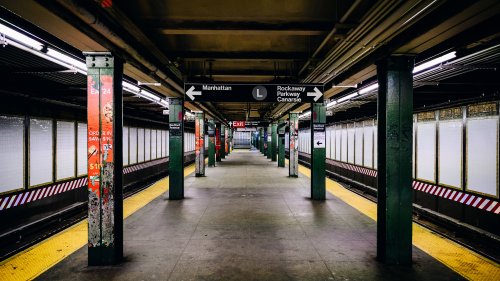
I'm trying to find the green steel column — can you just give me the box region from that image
[216,123,222,162]
[311,103,326,200]
[168,98,184,200]
[259,128,265,155]
[376,55,415,265]
[195,112,205,176]
[289,113,299,177]
[85,52,123,265]
[220,124,226,159]
[208,120,216,167]
[278,122,285,167]
[271,122,277,161]
[266,126,272,159]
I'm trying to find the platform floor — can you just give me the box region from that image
[37,150,464,281]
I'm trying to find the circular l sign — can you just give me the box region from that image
[252,86,267,101]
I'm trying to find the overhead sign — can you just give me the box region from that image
[185,83,324,103]
[232,121,245,128]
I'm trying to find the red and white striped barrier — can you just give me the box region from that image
[329,160,500,215]
[0,177,87,211]
[0,157,169,212]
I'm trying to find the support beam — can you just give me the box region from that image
[216,123,222,162]
[225,126,229,156]
[278,122,286,167]
[220,124,226,159]
[259,128,265,155]
[289,113,299,177]
[267,126,272,159]
[208,120,216,167]
[168,98,184,200]
[195,112,205,176]
[271,122,278,161]
[311,103,326,200]
[376,55,415,265]
[85,52,123,265]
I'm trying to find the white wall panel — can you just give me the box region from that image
[123,127,128,166]
[78,123,87,175]
[326,128,331,159]
[438,121,462,188]
[151,130,157,159]
[56,121,75,180]
[157,130,162,155]
[335,130,341,161]
[30,118,53,186]
[145,129,151,161]
[138,128,145,162]
[363,126,373,168]
[0,116,24,192]
[347,128,355,164]
[374,128,378,169]
[355,127,363,166]
[416,122,436,182]
[341,129,347,162]
[129,127,137,164]
[466,118,498,196]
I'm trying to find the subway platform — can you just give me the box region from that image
[28,150,468,280]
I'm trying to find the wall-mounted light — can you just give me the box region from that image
[358,83,379,95]
[337,92,359,103]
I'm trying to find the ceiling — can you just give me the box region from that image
[0,0,499,123]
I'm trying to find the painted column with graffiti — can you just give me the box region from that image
[195,112,205,176]
[289,112,299,177]
[85,52,123,265]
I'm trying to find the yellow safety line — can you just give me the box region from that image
[294,162,500,281]
[0,163,196,281]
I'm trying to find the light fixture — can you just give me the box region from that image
[337,92,359,103]
[0,22,43,50]
[299,111,311,119]
[358,83,379,95]
[46,48,87,73]
[413,51,456,74]
[1,21,172,109]
[326,100,337,109]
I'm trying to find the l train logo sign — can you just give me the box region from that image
[184,83,324,103]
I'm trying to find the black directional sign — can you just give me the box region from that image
[184,83,324,103]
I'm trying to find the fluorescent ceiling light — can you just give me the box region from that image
[46,48,87,72]
[326,100,337,109]
[0,23,43,50]
[122,81,140,93]
[413,51,456,74]
[158,99,169,108]
[358,83,379,95]
[337,92,359,103]
[299,111,311,119]
[139,89,161,102]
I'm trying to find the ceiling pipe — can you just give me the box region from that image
[50,0,184,95]
[298,0,364,77]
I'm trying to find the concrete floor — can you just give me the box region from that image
[38,150,464,281]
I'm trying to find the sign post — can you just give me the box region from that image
[278,122,286,167]
[168,98,184,200]
[311,103,326,200]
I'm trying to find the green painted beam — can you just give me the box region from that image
[278,122,285,167]
[376,55,415,265]
[267,126,272,159]
[289,113,299,177]
[271,122,277,161]
[85,53,123,266]
[311,103,326,200]
[195,112,205,176]
[208,120,216,167]
[168,98,184,200]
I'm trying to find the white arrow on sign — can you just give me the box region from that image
[186,86,202,100]
[307,87,323,102]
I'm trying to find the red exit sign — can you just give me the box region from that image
[232,121,246,128]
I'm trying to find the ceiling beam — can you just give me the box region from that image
[172,51,308,61]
